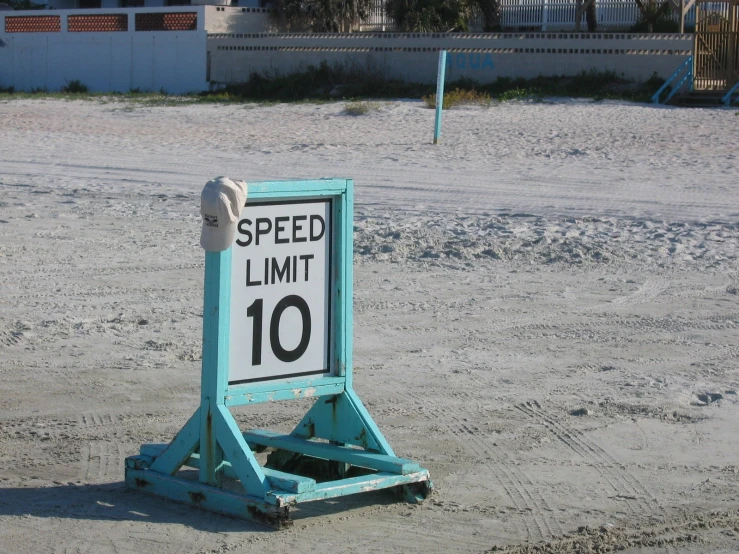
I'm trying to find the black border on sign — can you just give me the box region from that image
[228,197,333,386]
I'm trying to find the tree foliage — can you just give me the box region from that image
[384,0,465,32]
[468,0,499,31]
[270,0,373,32]
[5,0,46,8]
[585,0,597,32]
[634,0,672,32]
[385,0,499,32]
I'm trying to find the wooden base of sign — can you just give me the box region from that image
[125,390,432,528]
[125,183,432,528]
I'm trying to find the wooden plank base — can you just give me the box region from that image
[125,464,292,529]
[125,452,432,526]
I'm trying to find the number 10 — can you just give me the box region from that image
[246,295,311,365]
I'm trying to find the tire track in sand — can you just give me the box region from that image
[515,400,662,516]
[427,404,562,541]
[0,330,25,348]
[610,277,670,306]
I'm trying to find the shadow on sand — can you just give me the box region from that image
[0,481,399,531]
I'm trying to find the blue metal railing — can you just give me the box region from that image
[721,81,739,106]
[651,56,693,105]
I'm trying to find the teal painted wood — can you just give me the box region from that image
[141,443,316,494]
[148,408,201,475]
[242,430,419,474]
[434,51,447,144]
[343,389,395,456]
[337,179,354,387]
[664,65,693,104]
[199,405,223,487]
[126,455,154,470]
[246,179,349,200]
[292,393,382,451]
[200,250,233,486]
[213,404,269,496]
[125,467,291,527]
[722,80,739,105]
[269,471,431,504]
[254,468,315,495]
[651,56,692,104]
[201,250,232,403]
[225,377,345,407]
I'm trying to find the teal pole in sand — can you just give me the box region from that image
[433,50,447,145]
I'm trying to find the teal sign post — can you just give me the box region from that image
[434,50,447,145]
[125,179,432,527]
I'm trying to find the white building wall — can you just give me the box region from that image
[203,6,272,33]
[0,7,208,93]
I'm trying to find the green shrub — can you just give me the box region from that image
[206,61,433,102]
[205,68,660,105]
[384,0,499,32]
[422,88,492,109]
[7,0,45,8]
[344,101,382,115]
[385,0,468,32]
[499,87,531,101]
[62,80,88,94]
[629,18,680,33]
[645,72,665,91]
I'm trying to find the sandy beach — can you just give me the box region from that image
[0,97,738,553]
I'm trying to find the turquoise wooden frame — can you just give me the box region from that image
[125,179,432,527]
[434,50,447,145]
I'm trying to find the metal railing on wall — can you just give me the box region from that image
[358,0,697,32]
[651,54,693,103]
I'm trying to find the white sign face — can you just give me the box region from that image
[229,199,332,385]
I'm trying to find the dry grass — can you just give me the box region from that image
[422,88,492,109]
[343,101,383,115]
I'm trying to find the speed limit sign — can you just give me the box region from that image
[229,199,332,384]
[126,178,432,524]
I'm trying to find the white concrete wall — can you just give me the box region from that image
[203,6,272,33]
[207,32,693,85]
[0,7,208,93]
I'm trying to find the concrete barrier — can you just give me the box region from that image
[208,32,693,85]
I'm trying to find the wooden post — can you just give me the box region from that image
[199,250,231,487]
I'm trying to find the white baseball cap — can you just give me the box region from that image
[200,177,247,252]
